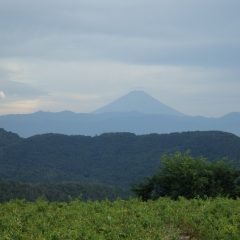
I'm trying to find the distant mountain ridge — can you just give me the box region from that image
[0,111,239,137]
[0,91,239,137]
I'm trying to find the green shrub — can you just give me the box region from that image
[133,152,240,200]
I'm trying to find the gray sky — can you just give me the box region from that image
[0,0,239,116]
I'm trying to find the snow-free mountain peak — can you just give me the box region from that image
[94,90,185,116]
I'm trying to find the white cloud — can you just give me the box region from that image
[0,91,6,99]
[0,99,41,115]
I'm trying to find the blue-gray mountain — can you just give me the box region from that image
[0,91,239,137]
[94,91,184,116]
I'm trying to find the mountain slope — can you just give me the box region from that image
[94,91,184,116]
[0,128,21,148]
[0,131,240,188]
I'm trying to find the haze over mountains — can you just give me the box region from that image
[0,91,239,137]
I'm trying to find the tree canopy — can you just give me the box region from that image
[133,152,240,200]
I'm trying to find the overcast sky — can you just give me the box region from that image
[0,0,239,116]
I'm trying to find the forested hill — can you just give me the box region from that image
[0,128,21,148]
[0,129,240,189]
[0,181,124,202]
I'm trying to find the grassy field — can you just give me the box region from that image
[0,198,239,240]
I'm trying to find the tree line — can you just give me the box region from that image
[0,181,126,202]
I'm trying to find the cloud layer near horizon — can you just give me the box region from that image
[0,0,239,116]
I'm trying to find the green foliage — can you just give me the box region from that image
[133,153,240,200]
[0,198,239,240]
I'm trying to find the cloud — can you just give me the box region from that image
[0,0,239,66]
[0,79,46,101]
[0,99,42,115]
[0,0,239,116]
[0,91,6,99]
[0,78,47,115]
[0,61,47,101]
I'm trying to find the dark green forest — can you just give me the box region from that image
[0,128,240,190]
[0,181,124,202]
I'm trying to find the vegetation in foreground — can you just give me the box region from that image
[1,149,240,239]
[0,197,239,240]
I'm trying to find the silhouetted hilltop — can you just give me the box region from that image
[0,128,21,148]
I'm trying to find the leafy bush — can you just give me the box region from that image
[133,152,240,200]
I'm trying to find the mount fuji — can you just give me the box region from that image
[0,91,239,137]
[94,91,184,116]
